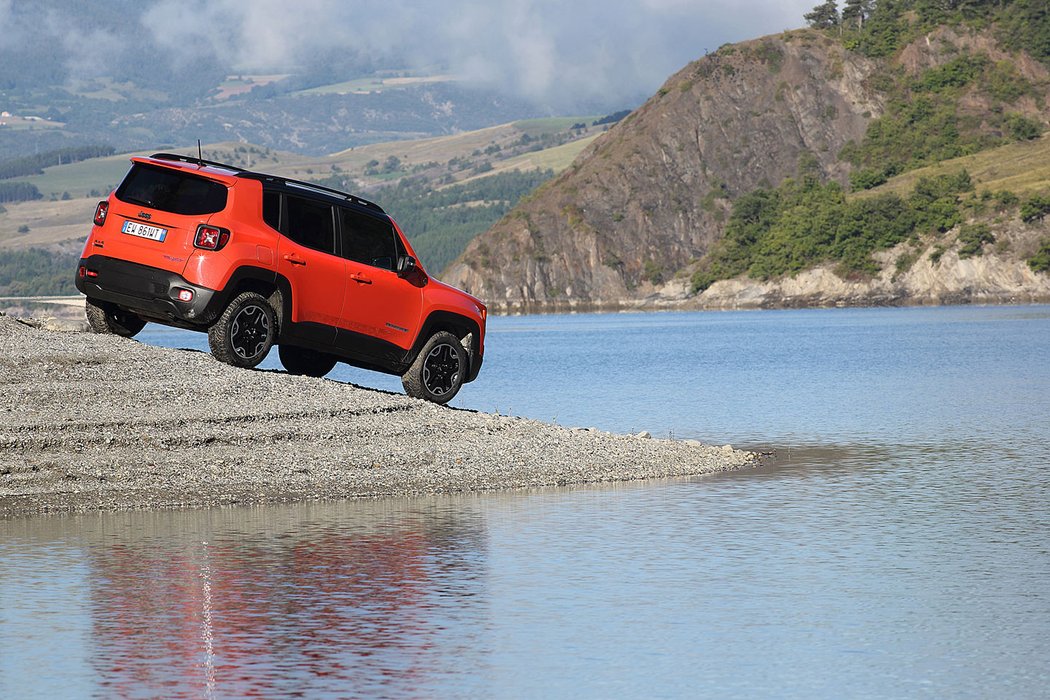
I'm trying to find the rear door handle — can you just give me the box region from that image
[283,254,306,266]
[350,272,372,285]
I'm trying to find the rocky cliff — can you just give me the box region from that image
[444,28,1050,312]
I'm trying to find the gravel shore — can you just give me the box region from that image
[0,313,759,517]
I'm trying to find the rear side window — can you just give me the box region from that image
[262,190,280,231]
[285,195,336,254]
[115,163,227,215]
[339,207,398,270]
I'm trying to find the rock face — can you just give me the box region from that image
[445,31,882,311]
[444,28,1050,312]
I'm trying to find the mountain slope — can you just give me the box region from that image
[445,24,1050,311]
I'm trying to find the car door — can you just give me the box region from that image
[336,205,423,359]
[273,192,345,346]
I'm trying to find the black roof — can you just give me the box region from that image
[149,152,386,215]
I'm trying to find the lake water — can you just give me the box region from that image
[2,305,1049,698]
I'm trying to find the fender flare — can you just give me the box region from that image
[410,310,484,381]
[205,265,284,325]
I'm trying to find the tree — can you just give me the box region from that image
[805,0,841,29]
[842,0,874,28]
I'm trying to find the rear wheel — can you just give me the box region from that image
[208,291,275,368]
[279,345,338,378]
[401,331,467,404]
[85,298,146,337]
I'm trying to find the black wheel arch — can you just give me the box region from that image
[205,266,285,328]
[410,311,483,383]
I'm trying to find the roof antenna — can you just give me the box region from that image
[197,139,203,163]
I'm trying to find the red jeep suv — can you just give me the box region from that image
[75,153,486,404]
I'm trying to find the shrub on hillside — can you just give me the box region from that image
[692,170,976,293]
[1007,114,1043,141]
[909,171,973,233]
[1020,193,1050,223]
[1028,239,1050,273]
[0,182,43,203]
[957,223,995,258]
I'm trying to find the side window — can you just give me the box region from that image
[285,195,336,254]
[262,190,280,231]
[339,207,398,270]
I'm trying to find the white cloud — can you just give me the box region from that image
[4,0,817,108]
[0,0,19,50]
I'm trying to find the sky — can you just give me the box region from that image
[2,0,816,109]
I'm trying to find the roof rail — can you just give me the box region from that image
[240,173,386,213]
[147,152,386,214]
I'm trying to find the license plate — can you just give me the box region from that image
[122,220,168,242]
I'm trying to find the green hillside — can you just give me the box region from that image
[860,133,1050,198]
[690,0,1050,292]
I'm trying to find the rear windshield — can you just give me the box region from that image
[115,163,228,215]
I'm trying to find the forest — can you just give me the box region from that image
[0,248,77,296]
[805,0,1050,63]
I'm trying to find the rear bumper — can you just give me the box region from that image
[75,255,221,326]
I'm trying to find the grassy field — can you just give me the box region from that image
[455,134,600,185]
[280,119,602,184]
[0,198,95,249]
[22,154,142,199]
[296,74,458,96]
[0,116,64,131]
[212,74,289,101]
[65,78,168,103]
[318,124,518,174]
[860,133,1050,199]
[513,117,598,136]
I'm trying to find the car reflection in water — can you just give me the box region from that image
[83,502,488,697]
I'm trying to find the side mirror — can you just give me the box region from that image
[397,255,417,278]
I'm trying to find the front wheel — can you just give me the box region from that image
[401,331,467,404]
[208,291,275,368]
[85,298,146,337]
[279,344,338,378]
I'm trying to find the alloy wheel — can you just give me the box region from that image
[422,343,460,397]
[230,304,271,360]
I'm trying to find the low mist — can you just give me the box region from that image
[1,0,812,110]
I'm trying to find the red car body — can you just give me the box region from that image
[76,153,486,403]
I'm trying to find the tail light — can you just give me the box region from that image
[93,201,109,227]
[194,224,231,251]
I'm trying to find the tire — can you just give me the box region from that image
[84,298,146,337]
[401,331,467,404]
[279,344,338,378]
[207,291,276,368]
